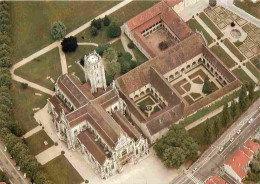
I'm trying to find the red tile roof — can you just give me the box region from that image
[225,149,250,179]
[244,139,260,153]
[205,174,228,184]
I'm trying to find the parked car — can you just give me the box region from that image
[236,129,241,135]
[192,167,198,173]
[230,138,234,142]
[219,147,224,152]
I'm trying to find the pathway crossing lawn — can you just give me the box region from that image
[76,1,156,44]
[223,39,246,61]
[111,39,125,54]
[10,1,119,63]
[233,68,255,84]
[210,45,236,68]
[246,62,260,81]
[234,0,260,19]
[25,130,54,156]
[14,48,62,90]
[66,45,96,82]
[10,82,49,132]
[199,12,224,38]
[43,155,84,184]
[186,19,214,45]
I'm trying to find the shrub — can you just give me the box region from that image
[91,18,102,30]
[127,42,135,49]
[90,27,98,37]
[209,0,217,6]
[0,56,12,68]
[158,41,169,50]
[95,44,110,56]
[50,21,66,40]
[103,15,110,26]
[107,24,121,38]
[61,36,78,53]
[231,22,236,27]
[20,83,28,89]
[202,76,212,94]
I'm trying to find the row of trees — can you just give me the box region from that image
[90,16,121,38]
[0,2,54,184]
[203,82,255,145]
[154,124,199,168]
[244,152,260,183]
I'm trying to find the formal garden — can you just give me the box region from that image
[136,94,162,117]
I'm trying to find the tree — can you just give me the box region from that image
[105,72,114,86]
[239,84,248,111]
[90,27,98,37]
[222,103,230,127]
[0,56,12,68]
[248,81,255,100]
[209,0,217,6]
[103,15,110,26]
[120,60,131,74]
[127,42,134,49]
[0,74,12,88]
[106,62,121,76]
[107,23,121,38]
[61,36,78,53]
[163,147,186,168]
[50,21,66,40]
[202,76,212,94]
[91,18,102,30]
[103,46,118,63]
[203,120,212,144]
[4,133,21,152]
[0,170,10,184]
[0,33,10,45]
[158,41,168,50]
[95,44,110,56]
[250,161,260,173]
[230,100,237,119]
[213,118,220,137]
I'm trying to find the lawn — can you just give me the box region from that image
[132,46,148,63]
[210,45,236,68]
[111,39,125,54]
[14,48,62,90]
[186,18,214,45]
[76,1,156,45]
[199,12,224,38]
[251,56,260,70]
[25,130,54,155]
[66,45,96,82]
[233,68,255,84]
[10,82,49,132]
[223,39,246,61]
[246,62,260,81]
[234,0,260,19]
[10,1,119,63]
[43,155,84,184]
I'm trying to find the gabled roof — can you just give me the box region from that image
[205,174,228,184]
[244,139,260,153]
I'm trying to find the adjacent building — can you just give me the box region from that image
[205,174,228,184]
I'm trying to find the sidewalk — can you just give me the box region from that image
[23,125,42,139]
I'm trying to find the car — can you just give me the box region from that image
[219,147,224,152]
[230,138,234,142]
[192,167,198,173]
[236,130,241,135]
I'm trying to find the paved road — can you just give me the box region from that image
[0,140,29,184]
[172,98,260,184]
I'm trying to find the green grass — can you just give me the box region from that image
[234,40,243,47]
[210,45,236,68]
[251,55,260,70]
[14,48,61,90]
[246,62,260,81]
[223,39,246,61]
[233,68,255,84]
[199,12,224,38]
[132,47,148,63]
[66,45,96,82]
[10,1,119,63]
[10,82,49,132]
[43,155,83,184]
[186,19,214,45]
[25,130,54,155]
[76,1,156,44]
[234,0,260,19]
[111,39,125,54]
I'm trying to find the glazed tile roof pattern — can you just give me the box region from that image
[77,130,107,165]
[56,74,94,108]
[205,174,228,184]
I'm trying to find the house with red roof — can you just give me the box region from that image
[224,139,260,183]
[205,174,228,184]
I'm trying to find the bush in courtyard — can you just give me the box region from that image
[127,42,135,49]
[50,21,66,40]
[209,0,217,6]
[202,76,212,94]
[107,23,121,38]
[61,36,78,53]
[90,27,98,37]
[103,15,110,26]
[158,41,168,51]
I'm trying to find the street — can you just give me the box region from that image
[172,98,260,184]
[0,140,28,184]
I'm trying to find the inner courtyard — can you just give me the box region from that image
[136,94,163,117]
